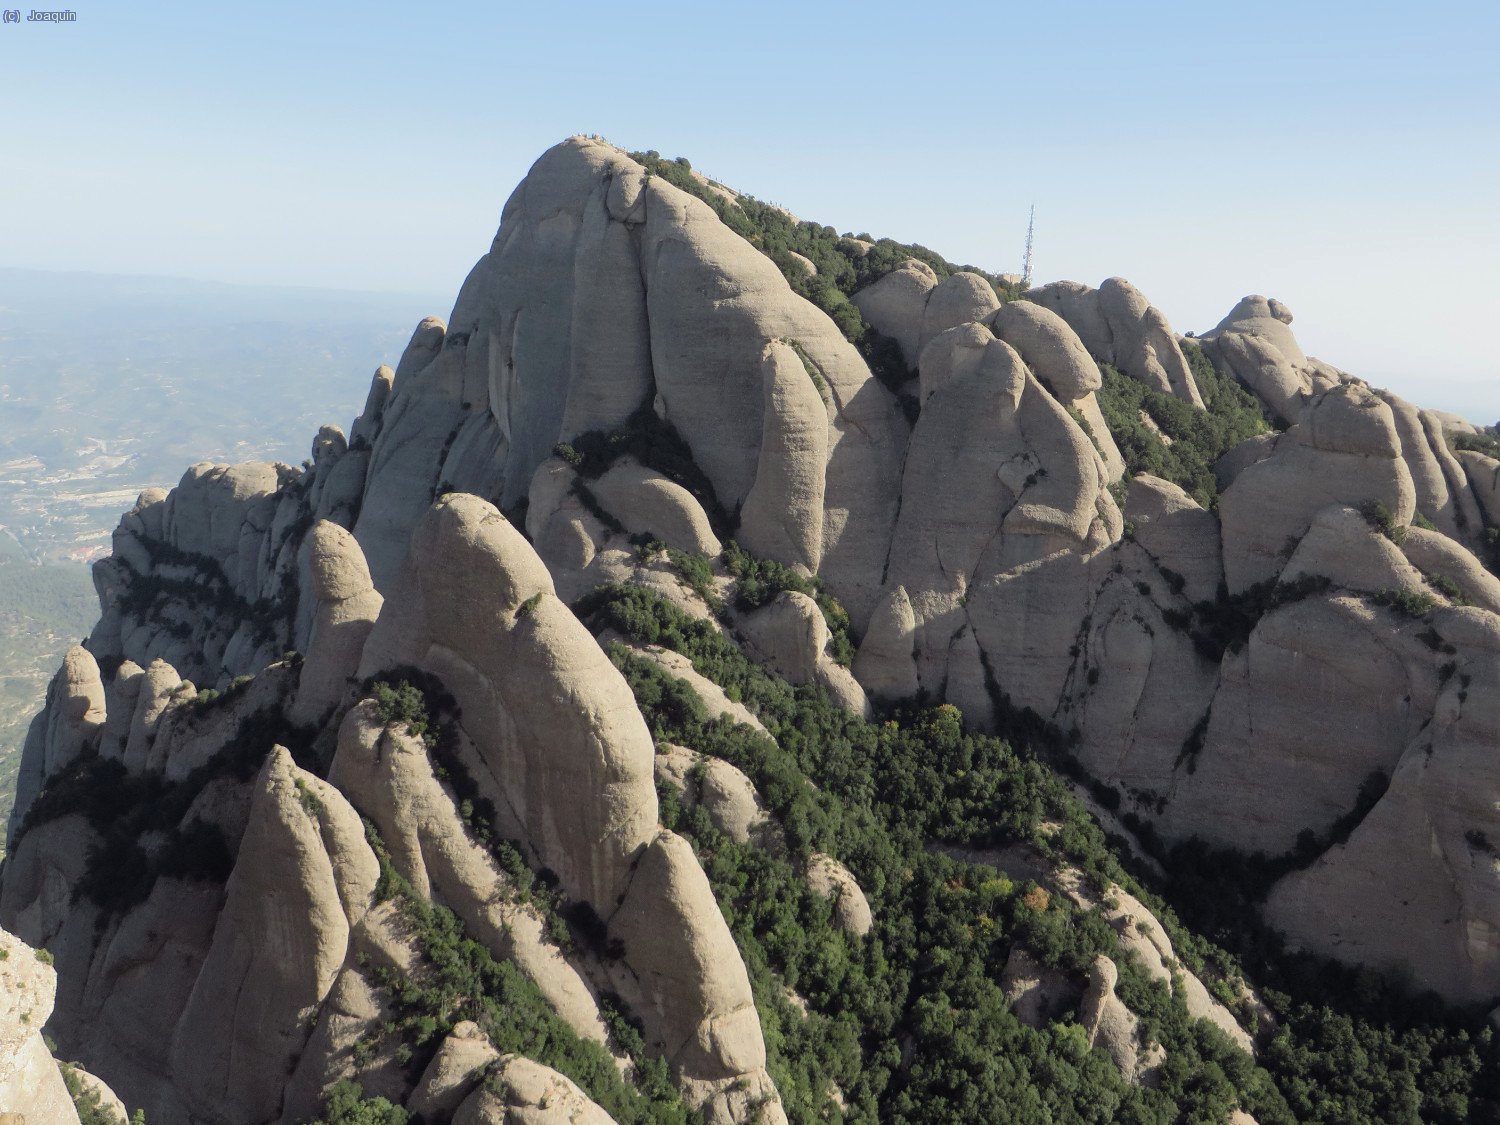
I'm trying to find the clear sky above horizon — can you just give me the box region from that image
[3,0,1497,420]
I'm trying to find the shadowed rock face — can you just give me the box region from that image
[8,135,1500,1125]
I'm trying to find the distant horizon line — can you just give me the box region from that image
[0,262,449,304]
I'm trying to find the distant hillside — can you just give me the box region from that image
[0,271,442,836]
[0,537,95,853]
[0,268,442,563]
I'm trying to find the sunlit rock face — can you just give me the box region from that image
[7,136,1500,1125]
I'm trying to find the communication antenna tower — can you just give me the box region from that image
[1022,204,1035,288]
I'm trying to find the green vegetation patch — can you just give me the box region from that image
[354,818,695,1125]
[1360,499,1408,546]
[1445,424,1500,462]
[580,583,1292,1124]
[1369,588,1438,619]
[60,1058,144,1125]
[306,1079,408,1125]
[582,580,1500,1123]
[1097,345,1274,511]
[722,541,855,666]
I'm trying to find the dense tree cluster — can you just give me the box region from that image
[579,584,1293,1123]
[1096,346,1273,511]
[576,582,1500,1124]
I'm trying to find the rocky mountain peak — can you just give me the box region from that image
[7,137,1500,1124]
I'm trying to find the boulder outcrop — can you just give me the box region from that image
[1198,295,1342,423]
[10,645,104,835]
[919,272,1001,356]
[171,748,378,1125]
[1,925,87,1124]
[805,853,873,937]
[654,744,776,849]
[850,258,937,368]
[590,458,723,558]
[1459,450,1500,525]
[292,520,384,726]
[1027,278,1202,406]
[1218,384,1416,594]
[736,591,868,717]
[989,301,1125,480]
[1381,392,1484,547]
[1080,956,1153,1083]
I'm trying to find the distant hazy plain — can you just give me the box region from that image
[0,269,443,839]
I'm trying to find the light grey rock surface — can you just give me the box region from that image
[1198,295,1344,424]
[1264,606,1500,1003]
[0,925,84,1125]
[851,258,937,368]
[1381,392,1484,548]
[737,341,828,572]
[591,458,723,558]
[919,272,1001,356]
[1026,278,1201,405]
[292,521,384,727]
[1166,595,1434,854]
[1219,384,1416,594]
[173,748,378,1125]
[805,853,873,937]
[1125,476,1223,604]
[852,585,920,702]
[1403,527,1500,613]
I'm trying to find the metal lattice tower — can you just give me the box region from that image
[1022,204,1036,288]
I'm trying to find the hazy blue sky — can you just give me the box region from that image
[3,0,1497,419]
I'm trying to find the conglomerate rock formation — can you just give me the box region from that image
[6,135,1500,1122]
